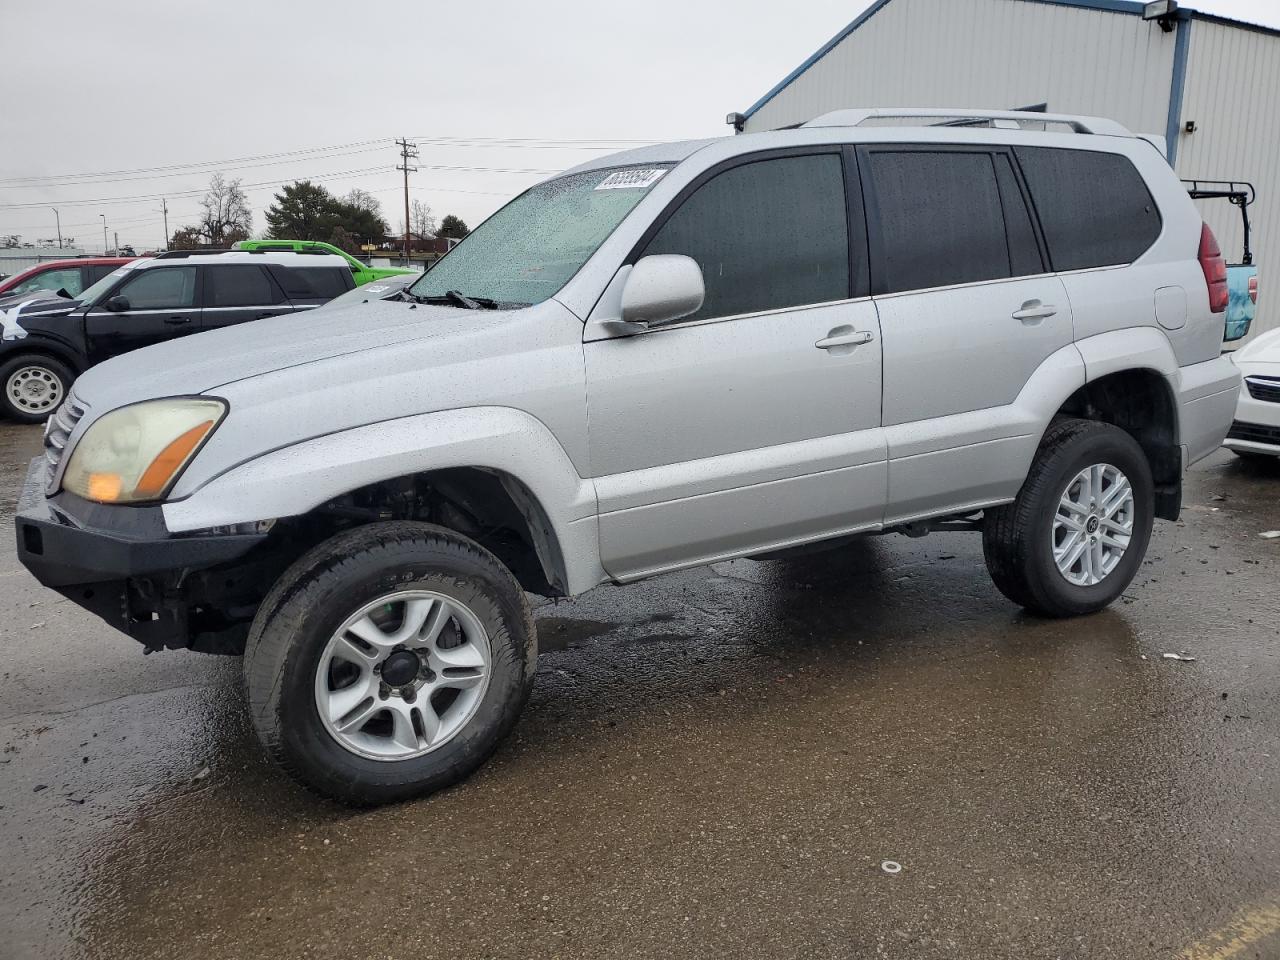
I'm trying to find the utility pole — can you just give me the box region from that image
[100,214,108,255]
[50,208,61,249]
[396,137,419,267]
[114,231,119,255]
[157,198,169,248]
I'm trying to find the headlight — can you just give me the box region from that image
[62,398,226,504]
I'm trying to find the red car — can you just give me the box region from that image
[0,258,136,300]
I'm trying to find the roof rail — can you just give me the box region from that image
[154,247,336,260]
[801,108,1134,138]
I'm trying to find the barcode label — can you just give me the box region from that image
[595,168,667,191]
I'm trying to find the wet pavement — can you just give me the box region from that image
[1,420,1278,960]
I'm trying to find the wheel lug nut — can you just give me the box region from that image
[379,683,391,700]
[402,687,416,703]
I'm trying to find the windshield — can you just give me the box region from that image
[76,265,134,306]
[409,164,672,306]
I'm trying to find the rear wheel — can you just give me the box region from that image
[244,521,536,805]
[983,419,1154,618]
[0,355,73,423]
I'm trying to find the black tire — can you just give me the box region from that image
[0,354,74,424]
[983,418,1154,618]
[243,521,536,805]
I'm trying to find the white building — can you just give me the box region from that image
[736,0,1280,337]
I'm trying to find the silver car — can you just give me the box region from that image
[15,108,1243,804]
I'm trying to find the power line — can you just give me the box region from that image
[0,162,563,209]
[0,165,395,209]
[0,135,655,187]
[0,145,392,190]
[0,139,392,185]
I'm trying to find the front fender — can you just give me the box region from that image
[162,406,606,595]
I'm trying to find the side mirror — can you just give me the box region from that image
[617,255,705,330]
[105,294,130,312]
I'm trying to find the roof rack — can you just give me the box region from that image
[154,249,235,259]
[801,108,1134,138]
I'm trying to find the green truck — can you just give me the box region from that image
[234,240,416,286]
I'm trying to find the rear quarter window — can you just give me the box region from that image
[270,266,354,300]
[1015,147,1162,272]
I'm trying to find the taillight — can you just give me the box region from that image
[1249,275,1258,305]
[1198,223,1229,314]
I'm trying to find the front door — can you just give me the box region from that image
[200,264,292,332]
[84,265,201,364]
[584,151,886,579]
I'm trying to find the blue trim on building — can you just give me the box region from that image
[741,0,896,119]
[739,0,1278,126]
[1018,0,1145,13]
[1165,14,1193,166]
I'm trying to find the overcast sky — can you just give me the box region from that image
[2,0,1275,253]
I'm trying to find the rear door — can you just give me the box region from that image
[200,264,291,332]
[84,265,201,364]
[860,145,1073,522]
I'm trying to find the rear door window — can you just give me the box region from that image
[864,148,1034,294]
[206,265,282,307]
[639,152,852,322]
[1014,147,1161,271]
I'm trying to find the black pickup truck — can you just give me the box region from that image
[0,249,355,422]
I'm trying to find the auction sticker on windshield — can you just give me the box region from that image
[596,168,667,190]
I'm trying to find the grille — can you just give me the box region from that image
[43,396,86,489]
[1245,377,1280,404]
[1227,420,1280,447]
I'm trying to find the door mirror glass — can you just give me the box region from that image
[105,294,130,312]
[1224,264,1257,342]
[620,255,705,327]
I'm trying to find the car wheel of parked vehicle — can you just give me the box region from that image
[0,355,72,423]
[243,521,537,805]
[983,419,1154,618]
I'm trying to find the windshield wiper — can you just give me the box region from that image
[412,290,501,310]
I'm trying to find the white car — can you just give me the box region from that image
[1225,327,1280,458]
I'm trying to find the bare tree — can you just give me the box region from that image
[198,173,253,247]
[411,199,437,240]
[345,189,382,216]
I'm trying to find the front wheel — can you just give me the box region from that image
[0,355,73,423]
[244,522,537,805]
[983,419,1154,618]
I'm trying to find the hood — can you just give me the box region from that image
[1232,326,1280,367]
[70,298,505,412]
[0,290,79,314]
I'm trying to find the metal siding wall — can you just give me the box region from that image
[1177,19,1280,338]
[745,0,1176,137]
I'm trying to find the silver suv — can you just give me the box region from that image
[15,109,1243,804]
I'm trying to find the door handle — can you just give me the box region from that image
[163,316,191,325]
[1012,301,1057,323]
[815,329,875,350]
